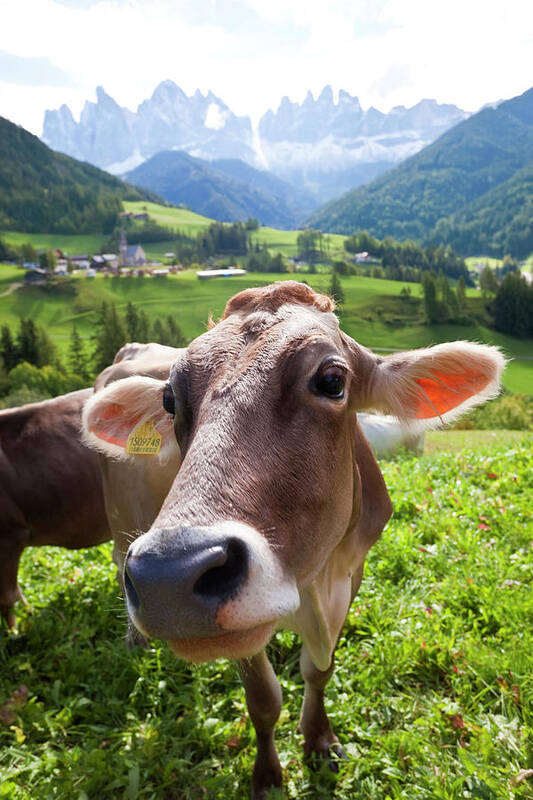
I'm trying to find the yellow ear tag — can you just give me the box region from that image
[126,418,162,455]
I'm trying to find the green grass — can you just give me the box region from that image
[1,440,531,798]
[0,264,23,290]
[2,231,106,256]
[424,429,529,453]
[503,360,533,395]
[123,201,214,235]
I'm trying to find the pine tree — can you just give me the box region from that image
[35,326,57,367]
[92,302,127,372]
[125,302,140,341]
[153,318,166,345]
[328,271,345,308]
[1,324,18,371]
[442,280,459,321]
[17,319,39,365]
[456,276,466,311]
[479,266,498,299]
[271,253,286,273]
[166,316,187,347]
[138,310,151,342]
[68,325,91,382]
[492,273,533,337]
[422,272,439,323]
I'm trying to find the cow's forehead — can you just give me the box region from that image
[185,303,344,380]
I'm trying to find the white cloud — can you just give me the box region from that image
[1,0,532,135]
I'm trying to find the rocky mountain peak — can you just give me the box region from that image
[317,85,334,105]
[42,81,469,204]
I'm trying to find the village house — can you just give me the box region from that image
[90,253,119,271]
[70,254,91,269]
[54,259,68,275]
[24,268,48,285]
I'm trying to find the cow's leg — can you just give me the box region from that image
[0,542,26,630]
[299,646,347,769]
[238,650,283,799]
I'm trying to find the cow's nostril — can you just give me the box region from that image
[193,538,249,600]
[124,563,141,611]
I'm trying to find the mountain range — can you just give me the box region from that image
[309,87,533,257]
[42,82,468,204]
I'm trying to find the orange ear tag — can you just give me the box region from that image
[126,418,162,455]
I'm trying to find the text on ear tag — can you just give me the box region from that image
[126,419,162,455]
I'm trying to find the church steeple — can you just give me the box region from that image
[119,228,128,266]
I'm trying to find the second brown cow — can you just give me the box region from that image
[0,389,110,628]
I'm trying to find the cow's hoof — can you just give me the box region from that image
[325,743,348,773]
[306,740,348,773]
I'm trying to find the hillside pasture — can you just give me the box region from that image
[2,231,106,257]
[123,201,349,260]
[122,201,214,236]
[0,439,531,799]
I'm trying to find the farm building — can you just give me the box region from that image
[24,268,48,285]
[196,268,247,280]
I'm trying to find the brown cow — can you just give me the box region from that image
[83,282,504,799]
[0,388,111,628]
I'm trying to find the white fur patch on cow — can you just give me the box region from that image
[214,521,300,631]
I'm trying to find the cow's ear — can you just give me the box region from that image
[362,342,506,427]
[82,376,180,462]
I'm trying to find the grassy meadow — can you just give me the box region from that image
[3,231,107,258]
[0,437,531,799]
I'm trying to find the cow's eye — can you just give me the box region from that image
[315,365,345,399]
[162,384,175,415]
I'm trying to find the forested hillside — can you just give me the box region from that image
[125,150,313,228]
[0,117,157,234]
[309,87,533,257]
[433,160,533,256]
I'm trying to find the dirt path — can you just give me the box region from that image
[0,281,23,298]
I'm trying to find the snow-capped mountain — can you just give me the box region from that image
[42,81,255,173]
[42,82,468,205]
[258,86,468,200]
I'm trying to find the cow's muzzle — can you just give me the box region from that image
[124,527,249,639]
[123,521,300,654]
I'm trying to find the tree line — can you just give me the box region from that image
[0,303,188,403]
[344,230,472,284]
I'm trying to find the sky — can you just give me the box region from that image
[1,0,532,135]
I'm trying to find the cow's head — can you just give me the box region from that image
[83,282,504,666]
